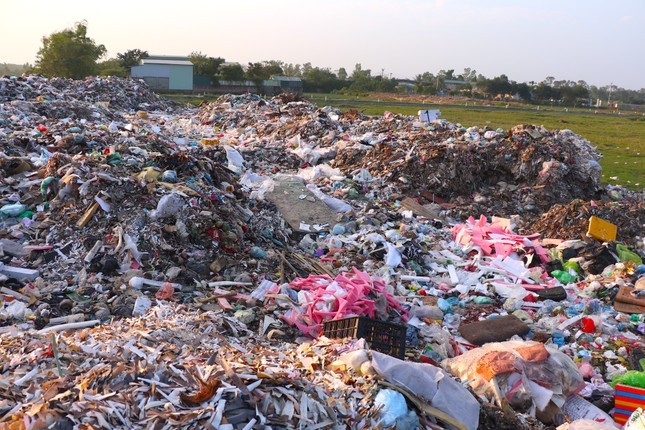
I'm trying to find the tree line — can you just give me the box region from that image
[21,22,645,107]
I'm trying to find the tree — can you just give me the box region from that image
[337,67,348,81]
[189,52,225,78]
[481,75,512,98]
[245,61,284,85]
[282,63,301,77]
[460,68,477,82]
[351,63,371,80]
[219,64,245,81]
[302,67,342,93]
[34,22,106,79]
[117,49,148,69]
[97,58,127,77]
[438,69,455,80]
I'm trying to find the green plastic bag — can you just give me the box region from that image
[611,370,645,389]
[563,261,582,276]
[551,270,577,284]
[616,244,643,265]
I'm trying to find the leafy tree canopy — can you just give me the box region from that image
[34,22,106,79]
[219,64,245,81]
[189,52,225,78]
[245,61,284,84]
[117,49,148,69]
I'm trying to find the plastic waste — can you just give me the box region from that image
[472,296,495,304]
[616,244,643,265]
[374,389,408,427]
[563,260,582,276]
[371,351,480,430]
[223,145,245,173]
[580,317,596,333]
[331,224,346,235]
[128,277,182,291]
[0,203,28,217]
[161,170,178,183]
[239,171,275,200]
[155,283,174,300]
[552,270,577,284]
[151,193,184,219]
[385,242,401,267]
[623,408,645,430]
[610,371,645,389]
[557,418,618,430]
[552,330,566,347]
[132,296,152,317]
[249,246,266,259]
[5,300,28,319]
[561,395,616,427]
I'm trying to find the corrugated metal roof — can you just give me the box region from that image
[143,59,193,66]
[271,76,302,82]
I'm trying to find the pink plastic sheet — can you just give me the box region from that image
[280,267,407,337]
[453,215,550,263]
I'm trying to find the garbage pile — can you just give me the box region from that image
[1,76,645,429]
[526,198,645,248]
[0,74,174,111]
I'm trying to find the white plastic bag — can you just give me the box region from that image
[223,145,245,173]
[374,389,408,427]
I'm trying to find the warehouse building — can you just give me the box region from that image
[131,55,193,91]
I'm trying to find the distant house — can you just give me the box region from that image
[443,79,469,91]
[396,79,417,93]
[266,76,303,94]
[131,55,193,91]
[203,76,303,96]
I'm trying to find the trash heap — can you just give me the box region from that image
[1,76,645,430]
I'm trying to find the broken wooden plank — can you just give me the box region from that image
[76,201,100,228]
[401,197,439,219]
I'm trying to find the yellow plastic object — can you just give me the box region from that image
[587,216,617,242]
[201,137,220,146]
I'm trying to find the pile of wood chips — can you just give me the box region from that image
[0,303,391,429]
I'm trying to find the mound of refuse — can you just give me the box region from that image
[0,75,174,111]
[526,198,645,248]
[1,77,644,430]
[332,122,604,218]
[198,95,607,220]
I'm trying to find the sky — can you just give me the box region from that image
[1,0,644,90]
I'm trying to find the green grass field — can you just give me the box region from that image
[163,93,644,189]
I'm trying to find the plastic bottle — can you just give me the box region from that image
[0,203,28,217]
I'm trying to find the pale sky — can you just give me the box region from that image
[1,0,643,90]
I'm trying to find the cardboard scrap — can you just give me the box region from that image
[613,285,645,314]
